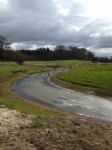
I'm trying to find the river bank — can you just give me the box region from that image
[50,75,112,101]
[52,62,112,101]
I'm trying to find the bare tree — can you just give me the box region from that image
[0,35,10,61]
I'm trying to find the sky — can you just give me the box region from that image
[0,0,112,57]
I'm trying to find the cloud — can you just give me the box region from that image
[92,48,112,57]
[0,0,112,56]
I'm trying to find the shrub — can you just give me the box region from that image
[15,52,24,65]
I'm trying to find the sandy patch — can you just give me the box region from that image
[0,106,32,134]
[0,106,36,150]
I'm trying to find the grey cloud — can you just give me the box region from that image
[0,0,87,43]
[0,0,59,41]
[0,0,112,56]
[71,20,112,49]
[94,36,112,48]
[57,0,86,15]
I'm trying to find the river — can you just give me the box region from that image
[12,68,112,121]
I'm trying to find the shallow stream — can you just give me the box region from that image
[12,68,112,121]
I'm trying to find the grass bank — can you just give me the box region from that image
[56,62,112,99]
[0,61,57,116]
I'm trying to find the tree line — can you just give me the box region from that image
[0,35,112,63]
[20,45,94,61]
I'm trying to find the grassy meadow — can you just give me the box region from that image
[56,61,112,97]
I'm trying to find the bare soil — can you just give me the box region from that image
[0,105,112,150]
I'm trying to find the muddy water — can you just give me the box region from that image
[12,68,112,121]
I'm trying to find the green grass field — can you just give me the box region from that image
[57,62,112,95]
